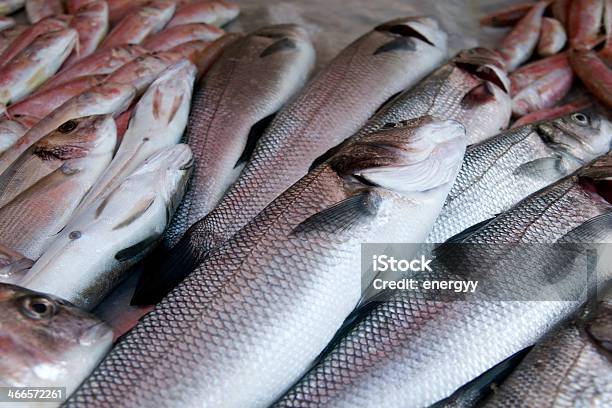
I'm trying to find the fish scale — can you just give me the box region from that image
[163,25,315,248]
[135,16,450,304]
[275,170,612,408]
[68,117,466,406]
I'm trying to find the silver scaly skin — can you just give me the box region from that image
[136,16,449,304]
[163,24,315,248]
[483,286,612,407]
[67,116,466,407]
[275,155,612,408]
[427,108,612,243]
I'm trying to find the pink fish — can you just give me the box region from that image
[167,0,239,28]
[511,97,592,127]
[538,17,566,56]
[568,0,605,50]
[509,52,569,95]
[143,23,224,52]
[511,66,573,116]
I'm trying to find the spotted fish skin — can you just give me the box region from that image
[162,24,315,249]
[137,16,449,305]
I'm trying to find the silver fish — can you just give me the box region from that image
[163,24,315,248]
[67,116,466,407]
[483,287,612,407]
[0,283,112,398]
[135,16,449,304]
[427,108,612,243]
[274,155,612,408]
[0,115,116,260]
[20,144,193,310]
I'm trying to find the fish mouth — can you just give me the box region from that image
[455,47,510,94]
[375,16,441,47]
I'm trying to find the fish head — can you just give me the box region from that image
[537,107,612,165]
[330,116,466,202]
[375,16,448,52]
[130,144,194,215]
[0,283,112,388]
[454,47,510,94]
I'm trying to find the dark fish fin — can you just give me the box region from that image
[375,19,435,46]
[130,233,202,305]
[114,235,159,262]
[235,113,276,167]
[373,37,416,55]
[437,216,498,245]
[291,191,380,237]
[308,139,349,172]
[260,38,297,57]
[513,156,564,182]
[113,197,156,230]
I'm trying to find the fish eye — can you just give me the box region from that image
[20,296,57,320]
[572,113,589,126]
[58,120,77,133]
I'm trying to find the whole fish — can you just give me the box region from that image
[0,119,27,154]
[0,16,70,67]
[162,25,314,249]
[6,74,107,120]
[538,17,567,57]
[77,60,196,213]
[511,65,573,116]
[0,25,27,55]
[570,48,612,109]
[68,116,467,407]
[0,114,115,260]
[21,144,193,310]
[483,287,612,407]
[0,244,32,282]
[509,52,568,95]
[0,28,77,106]
[275,157,612,408]
[498,1,547,71]
[166,0,239,28]
[142,23,224,52]
[569,0,605,50]
[0,82,134,175]
[512,96,593,127]
[39,44,147,91]
[134,16,449,304]
[0,0,24,15]
[64,0,109,67]
[0,116,110,209]
[0,16,14,30]
[479,2,534,27]
[0,283,113,396]
[100,0,175,49]
[25,0,63,24]
[427,108,612,244]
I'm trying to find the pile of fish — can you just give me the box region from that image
[0,0,610,407]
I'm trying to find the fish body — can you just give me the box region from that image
[569,0,605,50]
[77,60,196,213]
[40,44,147,91]
[20,144,193,310]
[538,17,567,57]
[479,2,534,27]
[166,0,239,28]
[68,116,467,407]
[7,74,107,120]
[25,0,63,24]
[162,25,315,248]
[0,115,116,260]
[64,0,109,67]
[427,108,612,244]
[0,119,27,154]
[275,159,612,408]
[0,25,27,55]
[509,53,569,95]
[570,49,612,110]
[511,65,573,116]
[0,116,110,209]
[100,0,175,49]
[512,96,593,127]
[142,23,224,52]
[0,28,77,105]
[66,0,95,14]
[135,16,449,304]
[0,283,113,397]
[0,244,32,282]
[0,82,134,175]
[498,1,547,71]
[483,288,612,407]
[0,0,25,15]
